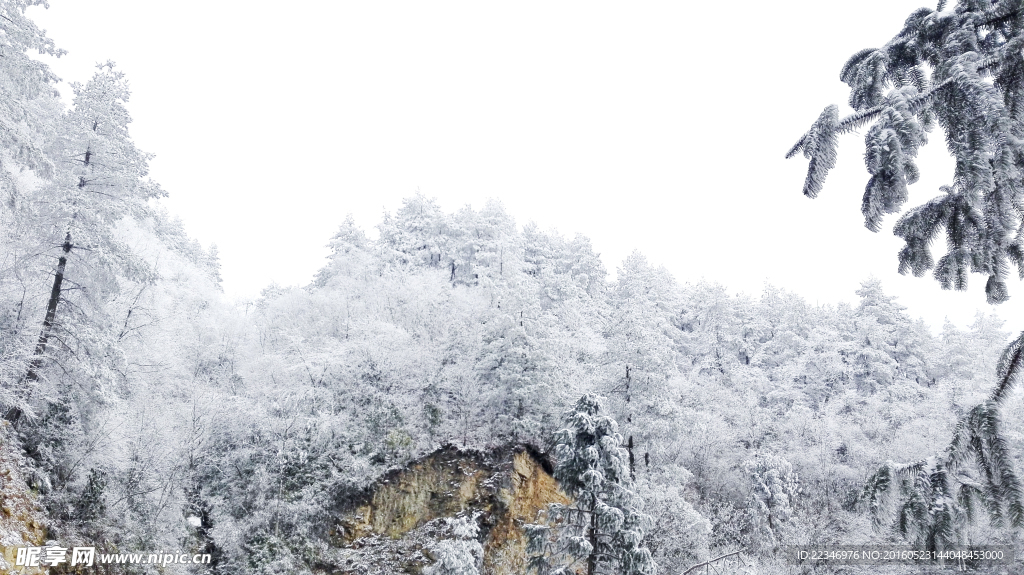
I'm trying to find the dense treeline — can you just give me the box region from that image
[5,190,1020,572]
[1,1,1022,573]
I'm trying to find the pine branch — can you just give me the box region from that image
[787,50,1000,192]
[991,331,1024,404]
[976,5,1024,29]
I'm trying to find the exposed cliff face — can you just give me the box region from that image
[326,445,567,575]
[0,423,50,574]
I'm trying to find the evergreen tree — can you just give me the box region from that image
[0,0,65,417]
[678,282,743,378]
[851,277,921,393]
[789,0,1024,546]
[526,394,656,575]
[311,213,372,288]
[0,0,63,185]
[377,193,451,270]
[7,62,163,421]
[475,301,555,444]
[860,333,1024,552]
[449,199,517,285]
[605,252,680,479]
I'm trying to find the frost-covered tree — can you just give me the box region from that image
[0,0,63,185]
[449,200,517,285]
[475,281,559,444]
[860,335,1024,552]
[635,467,710,571]
[526,394,656,575]
[851,277,931,392]
[424,516,484,575]
[0,0,64,420]
[605,252,680,478]
[789,0,1024,547]
[7,62,163,422]
[377,193,450,269]
[743,453,801,546]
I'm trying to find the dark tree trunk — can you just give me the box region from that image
[625,365,635,480]
[587,502,598,575]
[7,233,72,424]
[185,482,225,573]
[628,435,635,480]
[27,232,72,380]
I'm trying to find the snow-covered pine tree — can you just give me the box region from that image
[0,0,65,417]
[605,252,680,479]
[0,0,63,185]
[377,193,451,270]
[851,277,929,392]
[8,62,163,423]
[788,0,1024,547]
[525,394,656,575]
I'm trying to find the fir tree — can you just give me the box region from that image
[7,62,163,423]
[789,0,1024,547]
[852,278,921,392]
[526,394,656,575]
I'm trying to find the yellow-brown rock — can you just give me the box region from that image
[329,444,568,575]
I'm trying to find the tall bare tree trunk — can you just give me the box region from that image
[6,232,72,424]
[587,502,598,575]
[625,365,635,480]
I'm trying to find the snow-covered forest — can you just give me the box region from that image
[4,0,1024,574]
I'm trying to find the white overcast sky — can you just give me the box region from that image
[24,0,1024,333]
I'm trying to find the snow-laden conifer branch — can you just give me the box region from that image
[861,388,1024,548]
[790,0,1024,301]
[990,330,1024,404]
[786,52,1003,166]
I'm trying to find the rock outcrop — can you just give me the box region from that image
[0,422,50,574]
[325,444,567,575]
